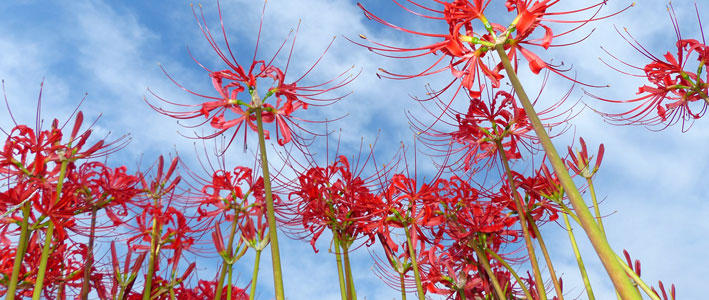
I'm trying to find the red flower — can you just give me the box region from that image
[287,155,382,251]
[592,4,708,130]
[355,0,627,101]
[354,0,502,98]
[147,1,353,147]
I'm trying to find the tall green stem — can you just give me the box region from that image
[586,179,605,236]
[333,235,348,300]
[495,43,642,299]
[404,227,424,300]
[6,202,31,300]
[33,158,70,300]
[469,239,506,300]
[142,213,161,300]
[254,105,285,300]
[563,213,595,300]
[495,140,547,300]
[31,221,54,300]
[527,213,564,300]
[249,250,262,300]
[399,273,407,300]
[227,262,234,299]
[341,241,357,300]
[215,214,240,300]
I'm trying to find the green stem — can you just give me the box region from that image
[341,241,357,300]
[227,262,234,300]
[143,207,162,300]
[399,273,407,300]
[495,43,642,300]
[527,213,564,300]
[6,202,31,300]
[404,226,424,300]
[459,291,467,300]
[495,140,547,300]
[586,178,605,236]
[214,264,226,300]
[486,249,533,300]
[215,215,240,300]
[249,250,262,300]
[254,105,285,300]
[33,157,70,300]
[563,213,595,300]
[333,235,348,300]
[31,221,54,300]
[469,239,506,300]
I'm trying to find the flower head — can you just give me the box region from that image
[592,4,708,130]
[147,1,354,148]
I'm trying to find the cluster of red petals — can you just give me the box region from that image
[354,0,501,98]
[362,155,574,298]
[148,3,353,148]
[412,89,534,172]
[0,105,140,297]
[194,166,265,223]
[355,0,622,99]
[595,4,708,130]
[287,155,382,251]
[452,91,532,169]
[421,245,518,299]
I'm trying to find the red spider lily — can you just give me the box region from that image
[566,137,604,179]
[0,232,40,297]
[433,176,518,250]
[517,270,563,300]
[421,245,516,299]
[500,1,629,77]
[354,0,502,99]
[0,231,88,298]
[286,155,383,251]
[355,0,625,102]
[513,164,562,225]
[117,156,196,299]
[193,166,265,224]
[411,89,533,172]
[0,180,39,235]
[451,91,532,168]
[0,103,129,232]
[147,1,354,148]
[592,4,708,130]
[411,74,576,173]
[375,172,443,247]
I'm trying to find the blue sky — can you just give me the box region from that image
[1,0,707,299]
